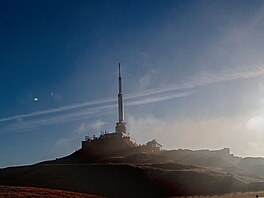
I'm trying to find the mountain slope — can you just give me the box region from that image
[2,147,264,197]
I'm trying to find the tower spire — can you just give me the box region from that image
[118,63,122,94]
[115,63,127,134]
[119,63,121,78]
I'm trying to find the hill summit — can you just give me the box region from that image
[2,65,264,197]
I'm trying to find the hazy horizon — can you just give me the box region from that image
[1,0,264,167]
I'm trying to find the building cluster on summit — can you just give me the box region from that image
[81,64,162,153]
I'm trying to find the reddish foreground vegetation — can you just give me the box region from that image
[0,185,102,198]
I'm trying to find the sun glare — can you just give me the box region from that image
[247,116,264,132]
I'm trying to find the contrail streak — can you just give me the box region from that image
[0,66,263,133]
[1,91,191,133]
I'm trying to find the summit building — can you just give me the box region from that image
[81,64,137,154]
[81,64,162,154]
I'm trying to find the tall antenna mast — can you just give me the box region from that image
[115,63,126,134]
[118,63,124,122]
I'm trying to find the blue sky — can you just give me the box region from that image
[1,0,264,167]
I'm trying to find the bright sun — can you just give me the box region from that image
[247,116,264,132]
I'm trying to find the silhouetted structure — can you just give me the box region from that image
[82,64,140,154]
[81,64,162,154]
[115,63,127,134]
[146,140,162,152]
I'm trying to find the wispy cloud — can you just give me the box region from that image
[54,122,88,153]
[0,66,264,134]
[0,97,116,123]
[0,93,189,134]
[127,113,264,157]
[90,120,107,130]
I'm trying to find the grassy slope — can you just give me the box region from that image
[0,163,245,197]
[0,185,102,198]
